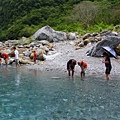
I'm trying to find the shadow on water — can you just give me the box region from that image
[0,66,120,120]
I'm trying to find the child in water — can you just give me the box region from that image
[78,60,88,78]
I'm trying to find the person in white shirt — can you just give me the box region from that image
[13,47,20,67]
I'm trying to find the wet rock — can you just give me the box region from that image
[115,43,120,55]
[82,33,91,40]
[83,39,90,45]
[24,49,31,57]
[89,36,120,57]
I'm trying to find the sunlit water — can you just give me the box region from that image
[0,66,120,120]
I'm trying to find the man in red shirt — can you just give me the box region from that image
[0,52,9,67]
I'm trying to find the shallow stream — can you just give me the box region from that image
[0,66,119,120]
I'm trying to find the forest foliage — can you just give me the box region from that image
[0,0,120,41]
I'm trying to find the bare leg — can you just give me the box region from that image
[72,69,74,77]
[16,63,20,67]
[5,59,8,67]
[6,64,8,67]
[81,73,83,78]
[68,70,70,77]
[106,74,110,80]
[5,62,8,67]
[17,62,20,67]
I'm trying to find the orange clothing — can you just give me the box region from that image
[78,61,88,68]
[82,61,88,68]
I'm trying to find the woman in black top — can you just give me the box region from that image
[102,52,112,80]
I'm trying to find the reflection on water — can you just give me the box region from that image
[0,66,120,120]
[14,71,21,86]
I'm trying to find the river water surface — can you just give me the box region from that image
[0,66,120,120]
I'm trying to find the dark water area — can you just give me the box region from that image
[0,66,120,120]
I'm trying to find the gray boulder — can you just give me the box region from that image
[36,49,45,61]
[32,26,67,42]
[89,36,120,57]
[100,30,118,36]
[68,33,76,40]
[4,40,18,46]
[24,49,31,57]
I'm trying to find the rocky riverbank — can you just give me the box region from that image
[26,40,120,77]
[0,26,120,79]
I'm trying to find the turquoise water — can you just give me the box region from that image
[0,66,120,120]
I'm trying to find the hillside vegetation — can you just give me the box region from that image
[0,0,120,41]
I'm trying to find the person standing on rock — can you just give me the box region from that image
[67,59,76,77]
[0,52,9,67]
[33,50,37,64]
[0,58,2,65]
[78,60,88,78]
[102,52,112,80]
[13,47,20,67]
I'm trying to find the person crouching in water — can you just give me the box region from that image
[78,60,88,78]
[102,52,112,80]
[67,59,76,77]
[0,52,9,67]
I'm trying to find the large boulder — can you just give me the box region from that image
[36,49,45,61]
[115,44,120,55]
[89,36,120,57]
[4,40,19,47]
[19,58,32,64]
[68,33,76,40]
[24,49,31,57]
[32,26,67,42]
[99,30,118,37]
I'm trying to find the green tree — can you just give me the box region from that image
[69,1,99,28]
[0,0,120,41]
